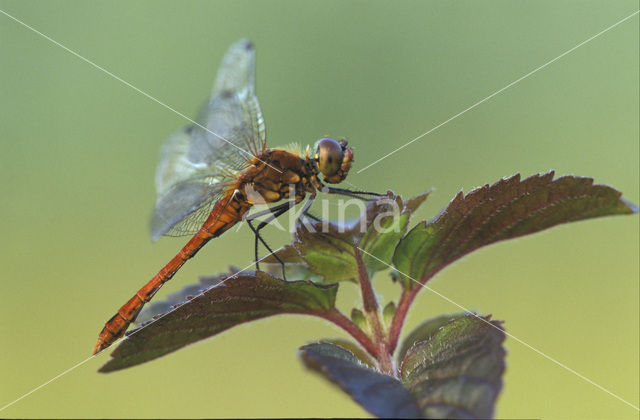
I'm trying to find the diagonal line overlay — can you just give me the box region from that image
[1,5,637,416]
[357,10,640,174]
[0,8,282,173]
[0,251,277,413]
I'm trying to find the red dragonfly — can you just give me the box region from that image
[93,40,379,354]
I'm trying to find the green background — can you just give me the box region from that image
[1,1,638,418]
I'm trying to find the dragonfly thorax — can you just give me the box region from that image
[240,149,314,205]
[239,137,352,206]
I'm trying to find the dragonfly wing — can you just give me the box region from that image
[151,40,266,240]
[194,39,266,169]
[194,89,265,172]
[154,126,233,197]
[151,178,230,241]
[151,127,234,241]
[213,39,256,94]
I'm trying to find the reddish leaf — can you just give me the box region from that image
[400,314,506,419]
[397,313,463,362]
[133,271,227,325]
[394,172,637,284]
[99,272,337,372]
[301,342,422,418]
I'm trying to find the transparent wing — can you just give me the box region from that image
[150,128,233,240]
[151,40,266,240]
[151,178,230,241]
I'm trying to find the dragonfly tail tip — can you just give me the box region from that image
[92,340,105,355]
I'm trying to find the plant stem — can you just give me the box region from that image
[353,246,396,376]
[387,285,419,353]
[388,269,440,354]
[319,309,379,358]
[354,246,380,315]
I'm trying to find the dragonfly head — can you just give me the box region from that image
[314,137,353,184]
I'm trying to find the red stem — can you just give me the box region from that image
[353,246,397,376]
[388,285,420,353]
[317,309,379,358]
[354,247,379,314]
[388,269,441,353]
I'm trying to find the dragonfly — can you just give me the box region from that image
[93,40,380,355]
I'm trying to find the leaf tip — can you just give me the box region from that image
[404,188,433,214]
[621,198,639,214]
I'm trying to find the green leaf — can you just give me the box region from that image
[360,191,431,273]
[300,342,422,418]
[383,301,396,329]
[350,308,369,332]
[263,190,430,283]
[263,214,365,283]
[394,172,638,284]
[294,221,360,282]
[390,269,413,291]
[99,272,337,373]
[260,244,323,282]
[400,314,506,419]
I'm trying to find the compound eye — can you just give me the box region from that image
[316,138,343,177]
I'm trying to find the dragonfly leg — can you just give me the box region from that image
[326,186,384,201]
[304,212,322,222]
[298,192,317,219]
[246,201,293,279]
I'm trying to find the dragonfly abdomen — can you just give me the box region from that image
[93,192,251,354]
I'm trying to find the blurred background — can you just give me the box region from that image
[0,1,637,418]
